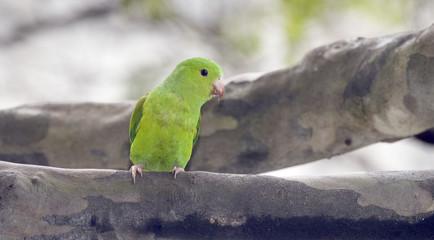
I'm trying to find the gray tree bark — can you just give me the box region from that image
[0,102,132,169]
[193,23,434,173]
[1,24,434,174]
[1,161,433,240]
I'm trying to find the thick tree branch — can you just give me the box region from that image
[0,102,132,169]
[0,161,433,239]
[0,25,433,174]
[193,23,434,173]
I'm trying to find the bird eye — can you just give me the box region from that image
[200,69,208,77]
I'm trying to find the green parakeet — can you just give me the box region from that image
[129,57,224,183]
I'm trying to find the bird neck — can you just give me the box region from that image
[158,74,211,111]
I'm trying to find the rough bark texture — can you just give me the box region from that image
[194,23,434,173]
[0,161,433,240]
[1,25,434,174]
[0,102,132,169]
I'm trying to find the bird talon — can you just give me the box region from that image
[172,166,185,179]
[129,164,143,184]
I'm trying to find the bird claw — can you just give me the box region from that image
[172,166,185,179]
[129,164,144,184]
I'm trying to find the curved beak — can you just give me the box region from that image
[211,78,225,101]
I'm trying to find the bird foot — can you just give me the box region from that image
[172,166,185,179]
[129,164,144,184]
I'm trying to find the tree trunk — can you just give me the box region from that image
[1,161,433,239]
[193,23,434,173]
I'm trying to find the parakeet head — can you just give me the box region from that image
[167,57,224,104]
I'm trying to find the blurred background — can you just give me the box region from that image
[0,0,433,175]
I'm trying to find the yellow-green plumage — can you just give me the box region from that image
[129,57,223,180]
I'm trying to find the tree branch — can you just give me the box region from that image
[0,2,117,46]
[192,23,434,173]
[1,161,433,239]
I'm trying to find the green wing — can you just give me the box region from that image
[129,95,201,147]
[192,114,201,146]
[129,95,147,145]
